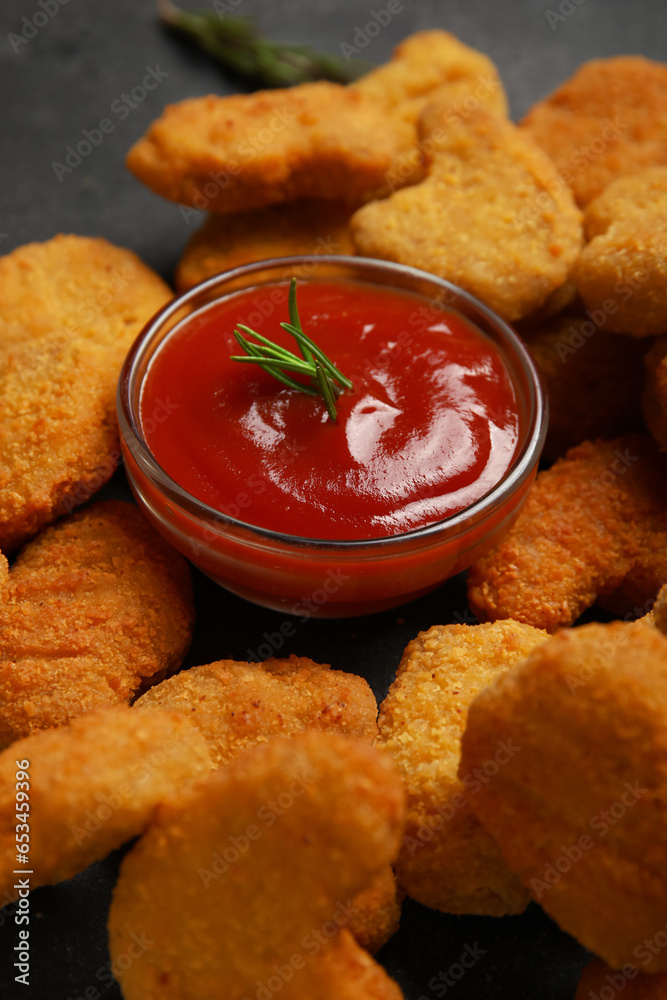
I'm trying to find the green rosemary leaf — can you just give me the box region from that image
[230,277,352,423]
[157,0,374,87]
[280,322,353,390]
[314,362,338,422]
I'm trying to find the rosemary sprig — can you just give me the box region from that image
[230,279,353,422]
[157,0,374,88]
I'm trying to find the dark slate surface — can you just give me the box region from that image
[0,1,664,997]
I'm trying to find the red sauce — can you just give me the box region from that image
[141,280,519,541]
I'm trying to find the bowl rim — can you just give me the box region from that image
[117,254,547,551]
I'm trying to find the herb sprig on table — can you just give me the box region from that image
[230,279,353,423]
[157,0,374,87]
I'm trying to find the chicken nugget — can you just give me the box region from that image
[0,501,194,747]
[354,30,507,113]
[0,235,171,552]
[136,655,400,952]
[175,200,356,293]
[459,621,667,971]
[108,731,405,999]
[572,169,667,336]
[351,105,583,323]
[522,313,646,461]
[0,705,211,902]
[135,655,378,767]
[378,621,544,916]
[353,30,508,189]
[468,434,667,631]
[583,166,667,239]
[576,960,667,1000]
[521,56,667,207]
[650,583,667,635]
[348,868,402,955]
[126,83,404,214]
[643,336,667,451]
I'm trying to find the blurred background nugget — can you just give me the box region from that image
[175,200,356,292]
[0,235,171,552]
[521,56,667,207]
[126,82,406,214]
[0,501,194,747]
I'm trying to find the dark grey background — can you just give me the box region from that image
[0,1,664,998]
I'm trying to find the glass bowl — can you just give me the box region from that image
[117,256,547,618]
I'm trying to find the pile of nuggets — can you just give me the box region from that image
[3,26,667,1000]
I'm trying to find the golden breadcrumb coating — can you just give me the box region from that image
[0,706,211,901]
[378,621,545,916]
[0,501,194,747]
[353,30,508,189]
[522,314,646,461]
[652,584,667,635]
[582,166,667,239]
[573,168,667,336]
[348,868,402,955]
[353,30,507,112]
[108,732,406,1000]
[468,435,667,631]
[136,655,401,952]
[643,336,667,451]
[126,83,405,214]
[0,235,171,552]
[521,56,667,207]
[175,200,356,292]
[459,621,667,971]
[350,105,583,323]
[135,655,378,768]
[576,960,667,999]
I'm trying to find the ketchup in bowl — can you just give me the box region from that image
[119,257,546,617]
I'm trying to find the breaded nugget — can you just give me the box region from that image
[573,169,667,336]
[126,83,404,214]
[348,868,402,955]
[0,235,171,552]
[353,30,508,189]
[135,655,378,767]
[583,166,667,239]
[354,30,507,112]
[651,583,667,635]
[517,278,579,326]
[459,621,667,971]
[0,706,211,902]
[292,928,404,999]
[0,501,194,747]
[643,336,667,451]
[522,313,646,461]
[378,621,545,916]
[521,56,667,207]
[136,655,401,952]
[576,960,667,999]
[468,434,667,631]
[108,732,405,999]
[175,200,356,293]
[351,105,583,323]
